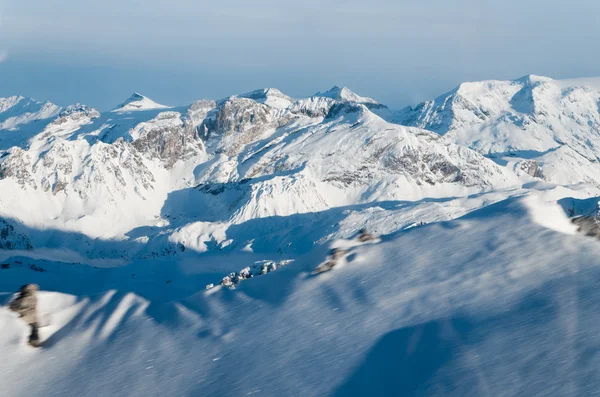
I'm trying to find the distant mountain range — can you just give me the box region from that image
[0,75,599,256]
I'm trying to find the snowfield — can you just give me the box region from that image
[2,195,600,396]
[2,76,600,396]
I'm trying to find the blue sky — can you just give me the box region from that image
[1,0,599,110]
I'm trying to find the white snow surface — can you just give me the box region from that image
[2,78,600,396]
[112,93,170,112]
[397,75,600,189]
[2,195,600,396]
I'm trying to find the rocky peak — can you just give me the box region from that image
[130,111,205,168]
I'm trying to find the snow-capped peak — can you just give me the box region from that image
[0,96,62,133]
[112,93,169,112]
[238,88,293,109]
[514,74,554,85]
[0,96,26,113]
[315,86,380,105]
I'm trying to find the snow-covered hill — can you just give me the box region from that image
[2,77,600,396]
[2,194,599,396]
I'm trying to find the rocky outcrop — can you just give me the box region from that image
[202,97,294,155]
[289,97,336,118]
[8,284,40,347]
[0,148,37,188]
[313,248,347,274]
[357,228,377,242]
[131,112,204,168]
[518,160,545,179]
[209,260,294,289]
[214,97,273,136]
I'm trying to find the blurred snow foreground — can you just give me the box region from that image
[5,76,600,395]
[3,194,600,396]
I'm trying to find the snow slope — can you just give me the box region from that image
[2,195,600,396]
[113,93,170,112]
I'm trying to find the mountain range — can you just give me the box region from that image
[2,75,600,396]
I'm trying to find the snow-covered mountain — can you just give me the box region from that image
[113,93,170,112]
[397,75,600,187]
[0,87,518,243]
[3,77,600,396]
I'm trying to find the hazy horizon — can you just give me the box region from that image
[2,0,599,110]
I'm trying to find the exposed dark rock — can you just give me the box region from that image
[314,248,348,274]
[357,229,377,242]
[200,97,294,155]
[519,160,545,179]
[325,103,366,119]
[330,248,347,261]
[0,148,37,188]
[572,216,600,238]
[8,284,41,347]
[212,260,294,289]
[313,261,337,274]
[131,112,204,168]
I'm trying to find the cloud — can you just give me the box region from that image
[0,51,7,63]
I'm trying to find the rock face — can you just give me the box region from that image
[289,97,336,118]
[0,148,37,188]
[202,97,283,155]
[131,112,204,168]
[9,284,40,347]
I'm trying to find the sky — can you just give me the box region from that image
[1,0,600,110]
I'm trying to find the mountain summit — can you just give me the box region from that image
[316,86,381,105]
[112,93,169,112]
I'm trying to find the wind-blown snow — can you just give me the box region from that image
[1,195,599,396]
